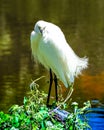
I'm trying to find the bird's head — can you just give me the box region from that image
[34,20,46,35]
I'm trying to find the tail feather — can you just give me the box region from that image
[75,56,88,76]
[65,56,88,87]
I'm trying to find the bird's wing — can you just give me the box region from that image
[37,35,70,87]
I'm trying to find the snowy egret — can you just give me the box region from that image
[30,20,88,105]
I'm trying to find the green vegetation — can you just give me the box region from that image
[0,80,91,130]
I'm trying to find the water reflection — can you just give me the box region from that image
[0,0,104,112]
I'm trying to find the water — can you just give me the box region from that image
[85,107,104,130]
[0,0,104,120]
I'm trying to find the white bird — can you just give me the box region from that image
[30,20,88,106]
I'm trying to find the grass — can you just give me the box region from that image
[0,78,91,130]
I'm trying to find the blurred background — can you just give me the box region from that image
[0,0,104,112]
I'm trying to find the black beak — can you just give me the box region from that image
[39,26,46,35]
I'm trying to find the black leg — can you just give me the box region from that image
[47,69,53,106]
[54,74,58,102]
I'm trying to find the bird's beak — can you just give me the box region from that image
[38,26,46,35]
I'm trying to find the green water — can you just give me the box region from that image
[0,0,104,111]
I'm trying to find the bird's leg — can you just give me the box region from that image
[47,69,53,106]
[54,74,58,102]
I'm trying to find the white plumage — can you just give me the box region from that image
[30,20,88,88]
